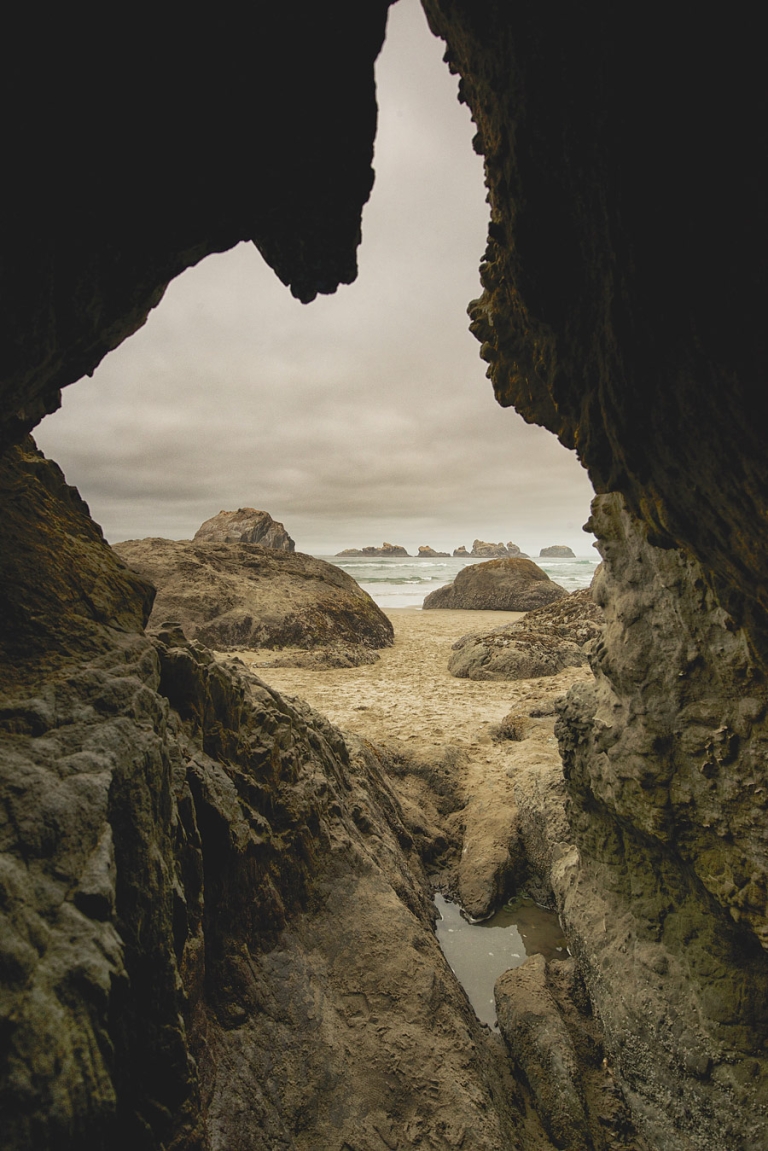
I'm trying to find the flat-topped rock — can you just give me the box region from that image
[423,557,566,612]
[336,542,409,557]
[448,588,603,681]
[417,545,450,557]
[539,545,575,558]
[194,507,294,550]
[113,538,393,660]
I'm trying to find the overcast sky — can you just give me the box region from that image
[35,0,596,557]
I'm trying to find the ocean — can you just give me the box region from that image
[316,553,601,610]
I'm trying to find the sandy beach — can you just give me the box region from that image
[233,607,590,750]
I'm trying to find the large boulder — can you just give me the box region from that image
[448,588,603,680]
[423,557,566,611]
[113,538,394,661]
[194,507,295,551]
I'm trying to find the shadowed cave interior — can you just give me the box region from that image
[1,3,766,1149]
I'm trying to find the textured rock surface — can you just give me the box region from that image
[449,588,603,680]
[417,544,450,557]
[496,956,643,1151]
[424,557,566,611]
[496,955,592,1150]
[114,536,393,661]
[540,546,575,558]
[553,494,768,1149]
[193,507,294,551]
[2,4,767,1147]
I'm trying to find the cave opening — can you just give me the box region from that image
[3,1,767,1147]
[34,0,595,562]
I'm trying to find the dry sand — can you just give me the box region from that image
[230,608,589,750]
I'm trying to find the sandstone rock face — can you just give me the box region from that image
[449,588,603,680]
[417,544,450,557]
[540,545,575,558]
[336,542,409,556]
[423,557,566,611]
[553,494,768,1149]
[194,507,294,550]
[113,537,393,661]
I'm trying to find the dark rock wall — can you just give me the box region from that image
[555,495,768,1148]
[422,0,768,652]
[0,2,392,452]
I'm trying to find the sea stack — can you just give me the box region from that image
[336,542,410,557]
[539,545,575,558]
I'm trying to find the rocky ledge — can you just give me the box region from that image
[114,536,393,666]
[424,557,566,611]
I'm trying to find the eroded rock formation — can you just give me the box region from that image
[194,507,295,551]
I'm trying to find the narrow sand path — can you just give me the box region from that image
[225,607,591,917]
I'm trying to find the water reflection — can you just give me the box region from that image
[434,893,568,1028]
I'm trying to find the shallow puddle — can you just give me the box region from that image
[434,893,569,1028]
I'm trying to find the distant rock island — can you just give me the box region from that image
[452,540,530,558]
[423,557,566,611]
[336,542,409,557]
[417,545,450,557]
[539,545,575,558]
[195,507,294,551]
